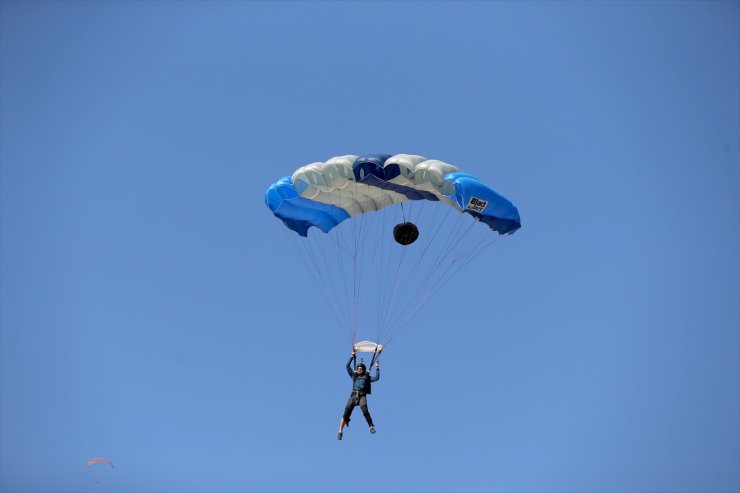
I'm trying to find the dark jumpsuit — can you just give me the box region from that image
[342,356,379,427]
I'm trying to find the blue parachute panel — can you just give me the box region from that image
[358,174,440,202]
[353,154,394,182]
[265,176,350,236]
[443,172,521,234]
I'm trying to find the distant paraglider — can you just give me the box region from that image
[87,458,114,486]
[86,458,114,469]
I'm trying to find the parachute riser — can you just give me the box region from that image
[368,346,382,370]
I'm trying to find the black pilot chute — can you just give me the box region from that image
[393,222,419,245]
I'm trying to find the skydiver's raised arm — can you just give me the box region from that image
[346,353,355,377]
[371,362,380,382]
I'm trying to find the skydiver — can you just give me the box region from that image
[337,351,379,440]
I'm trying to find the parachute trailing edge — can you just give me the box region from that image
[265,154,521,237]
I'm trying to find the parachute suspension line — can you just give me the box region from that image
[378,216,410,343]
[375,205,395,343]
[352,193,375,344]
[427,210,470,275]
[379,202,410,339]
[415,212,478,291]
[374,205,395,342]
[358,196,382,342]
[376,201,452,343]
[432,232,503,294]
[386,227,504,346]
[396,200,448,292]
[376,207,388,346]
[377,204,417,342]
[453,226,501,263]
[324,185,359,343]
[384,289,435,347]
[349,180,371,344]
[334,186,355,343]
[389,233,501,342]
[309,228,353,343]
[428,215,488,284]
[378,202,454,343]
[351,180,370,344]
[383,212,488,345]
[335,216,355,345]
[413,203,455,271]
[280,226,348,343]
[316,227,353,343]
[373,206,389,340]
[351,226,359,344]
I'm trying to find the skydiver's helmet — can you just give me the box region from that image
[356,363,366,373]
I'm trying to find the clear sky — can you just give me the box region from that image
[1,1,738,492]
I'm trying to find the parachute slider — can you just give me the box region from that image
[393,222,419,245]
[353,341,384,353]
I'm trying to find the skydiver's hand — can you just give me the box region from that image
[375,362,380,369]
[352,351,356,357]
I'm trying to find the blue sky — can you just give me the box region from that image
[1,1,738,492]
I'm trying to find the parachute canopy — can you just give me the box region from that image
[86,458,114,469]
[265,154,521,238]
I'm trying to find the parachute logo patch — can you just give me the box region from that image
[466,197,488,212]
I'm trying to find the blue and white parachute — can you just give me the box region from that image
[265,154,521,349]
[265,154,520,237]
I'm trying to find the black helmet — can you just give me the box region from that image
[356,363,366,371]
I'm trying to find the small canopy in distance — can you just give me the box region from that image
[86,458,114,469]
[353,341,383,353]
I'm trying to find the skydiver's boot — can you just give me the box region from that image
[337,432,342,440]
[369,426,376,434]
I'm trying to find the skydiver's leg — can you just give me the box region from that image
[339,395,356,433]
[359,395,374,427]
